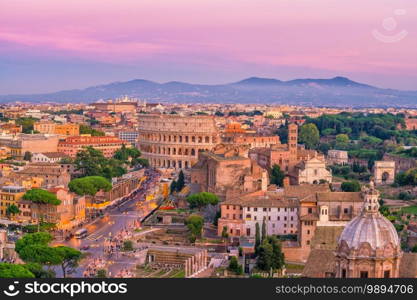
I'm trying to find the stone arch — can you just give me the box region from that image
[374,161,395,185]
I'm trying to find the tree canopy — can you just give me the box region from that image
[15,232,53,253]
[228,256,243,275]
[256,236,285,272]
[74,146,126,179]
[395,168,417,186]
[270,164,285,187]
[341,180,361,192]
[15,117,38,133]
[22,189,61,205]
[6,204,20,218]
[15,232,81,277]
[79,124,105,136]
[0,263,35,278]
[299,123,320,149]
[113,144,143,167]
[186,192,219,209]
[68,176,112,196]
[184,214,204,242]
[54,246,83,278]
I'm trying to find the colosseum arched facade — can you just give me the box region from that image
[137,114,220,169]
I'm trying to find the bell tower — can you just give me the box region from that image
[288,123,298,170]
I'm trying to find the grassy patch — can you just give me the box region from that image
[171,270,185,278]
[285,264,304,271]
[401,206,417,214]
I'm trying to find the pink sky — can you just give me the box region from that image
[0,0,416,93]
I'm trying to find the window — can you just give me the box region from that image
[263,208,267,212]
[254,208,258,212]
[308,208,313,214]
[246,228,251,236]
[344,208,349,214]
[360,271,368,278]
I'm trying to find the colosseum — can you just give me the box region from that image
[137,114,220,169]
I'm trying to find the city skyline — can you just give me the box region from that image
[1,0,417,94]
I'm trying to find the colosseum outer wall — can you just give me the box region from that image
[137,114,220,169]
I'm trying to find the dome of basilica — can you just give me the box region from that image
[338,212,400,250]
[338,183,400,251]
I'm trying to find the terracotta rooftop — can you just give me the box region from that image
[311,226,344,250]
[316,192,363,203]
[299,213,319,221]
[40,152,69,159]
[302,249,336,278]
[223,191,298,208]
[284,184,330,200]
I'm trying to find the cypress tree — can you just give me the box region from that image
[261,219,267,242]
[176,170,185,192]
[255,222,261,255]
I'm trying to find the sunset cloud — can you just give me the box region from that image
[0,0,416,93]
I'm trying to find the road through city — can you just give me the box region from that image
[54,169,160,277]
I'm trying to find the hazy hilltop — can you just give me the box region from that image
[1,76,416,108]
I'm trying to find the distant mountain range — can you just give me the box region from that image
[1,76,416,108]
